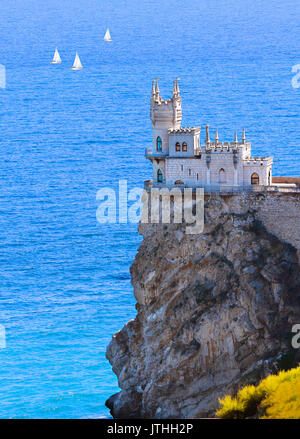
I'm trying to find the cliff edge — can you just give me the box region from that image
[106,193,300,418]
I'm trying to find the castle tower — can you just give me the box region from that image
[150,79,182,154]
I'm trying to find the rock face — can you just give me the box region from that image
[106,195,300,418]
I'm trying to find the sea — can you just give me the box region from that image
[0,0,299,418]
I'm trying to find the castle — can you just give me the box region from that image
[146,79,273,188]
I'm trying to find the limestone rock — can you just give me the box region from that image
[106,196,300,418]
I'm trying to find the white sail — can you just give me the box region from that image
[71,52,83,70]
[104,28,112,41]
[51,48,62,64]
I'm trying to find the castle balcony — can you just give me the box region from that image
[145,147,168,159]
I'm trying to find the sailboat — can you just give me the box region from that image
[51,48,62,64]
[70,52,83,70]
[104,28,112,41]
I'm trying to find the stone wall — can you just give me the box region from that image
[161,154,271,186]
[220,191,300,262]
[143,187,300,261]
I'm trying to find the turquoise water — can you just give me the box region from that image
[0,0,299,418]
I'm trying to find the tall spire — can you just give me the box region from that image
[152,79,156,98]
[155,78,160,99]
[176,78,180,95]
[242,128,246,144]
[173,80,177,97]
[234,131,238,144]
[215,128,219,146]
[205,124,210,146]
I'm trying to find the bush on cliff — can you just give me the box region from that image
[216,366,300,419]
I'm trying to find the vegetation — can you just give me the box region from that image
[216,366,300,419]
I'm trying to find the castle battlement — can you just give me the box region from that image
[244,157,273,166]
[204,141,250,151]
[147,80,274,188]
[168,127,199,133]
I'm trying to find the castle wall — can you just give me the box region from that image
[168,131,200,157]
[165,154,242,185]
[152,128,169,154]
[163,154,272,186]
[152,159,166,183]
[165,158,204,184]
[243,162,271,186]
[205,153,240,185]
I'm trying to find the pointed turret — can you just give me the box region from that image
[173,80,177,97]
[205,124,210,146]
[215,128,219,146]
[150,78,182,154]
[152,79,156,98]
[242,128,246,144]
[176,78,180,95]
[155,78,160,100]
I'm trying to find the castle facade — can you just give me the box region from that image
[146,80,273,188]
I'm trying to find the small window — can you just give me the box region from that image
[197,173,199,181]
[181,165,183,171]
[182,142,187,152]
[219,168,226,184]
[188,169,191,176]
[156,136,162,152]
[157,169,163,183]
[175,142,181,151]
[251,173,259,185]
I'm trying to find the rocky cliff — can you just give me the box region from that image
[106,194,300,418]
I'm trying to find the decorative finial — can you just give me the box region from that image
[152,79,156,97]
[242,128,246,144]
[176,78,180,95]
[173,80,177,96]
[215,128,219,145]
[155,78,160,97]
[205,124,210,146]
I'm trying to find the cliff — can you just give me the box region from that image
[106,193,300,418]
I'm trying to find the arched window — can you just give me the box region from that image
[251,173,259,185]
[268,170,271,186]
[157,169,163,183]
[219,168,226,184]
[175,142,181,152]
[156,136,162,152]
[182,142,187,152]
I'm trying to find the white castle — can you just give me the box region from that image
[146,79,273,188]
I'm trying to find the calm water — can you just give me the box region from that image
[0,0,299,418]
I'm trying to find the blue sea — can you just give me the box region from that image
[0,0,299,418]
